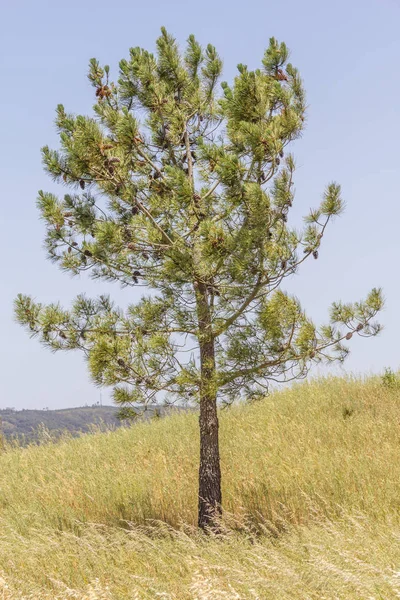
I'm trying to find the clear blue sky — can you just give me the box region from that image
[1,0,399,409]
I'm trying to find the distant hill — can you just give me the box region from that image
[0,404,167,443]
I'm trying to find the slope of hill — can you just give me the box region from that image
[0,376,400,599]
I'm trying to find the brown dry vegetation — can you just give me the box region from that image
[1,376,400,598]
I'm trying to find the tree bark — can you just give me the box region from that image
[195,280,222,531]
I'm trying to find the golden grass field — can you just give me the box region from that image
[1,376,400,598]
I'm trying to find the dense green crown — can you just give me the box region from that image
[15,29,383,409]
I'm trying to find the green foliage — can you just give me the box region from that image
[15,30,383,409]
[381,367,400,389]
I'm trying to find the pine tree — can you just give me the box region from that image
[15,29,383,530]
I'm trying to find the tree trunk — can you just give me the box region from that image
[195,281,222,531]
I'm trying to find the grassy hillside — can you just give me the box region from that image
[1,377,400,598]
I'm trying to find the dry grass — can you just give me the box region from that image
[1,376,400,598]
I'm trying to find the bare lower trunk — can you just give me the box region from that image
[198,337,221,529]
[195,281,222,531]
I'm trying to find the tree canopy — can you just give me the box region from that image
[15,29,383,528]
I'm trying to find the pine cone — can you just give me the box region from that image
[99,143,114,154]
[96,85,111,99]
[276,69,288,81]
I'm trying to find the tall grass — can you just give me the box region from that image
[1,376,400,598]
